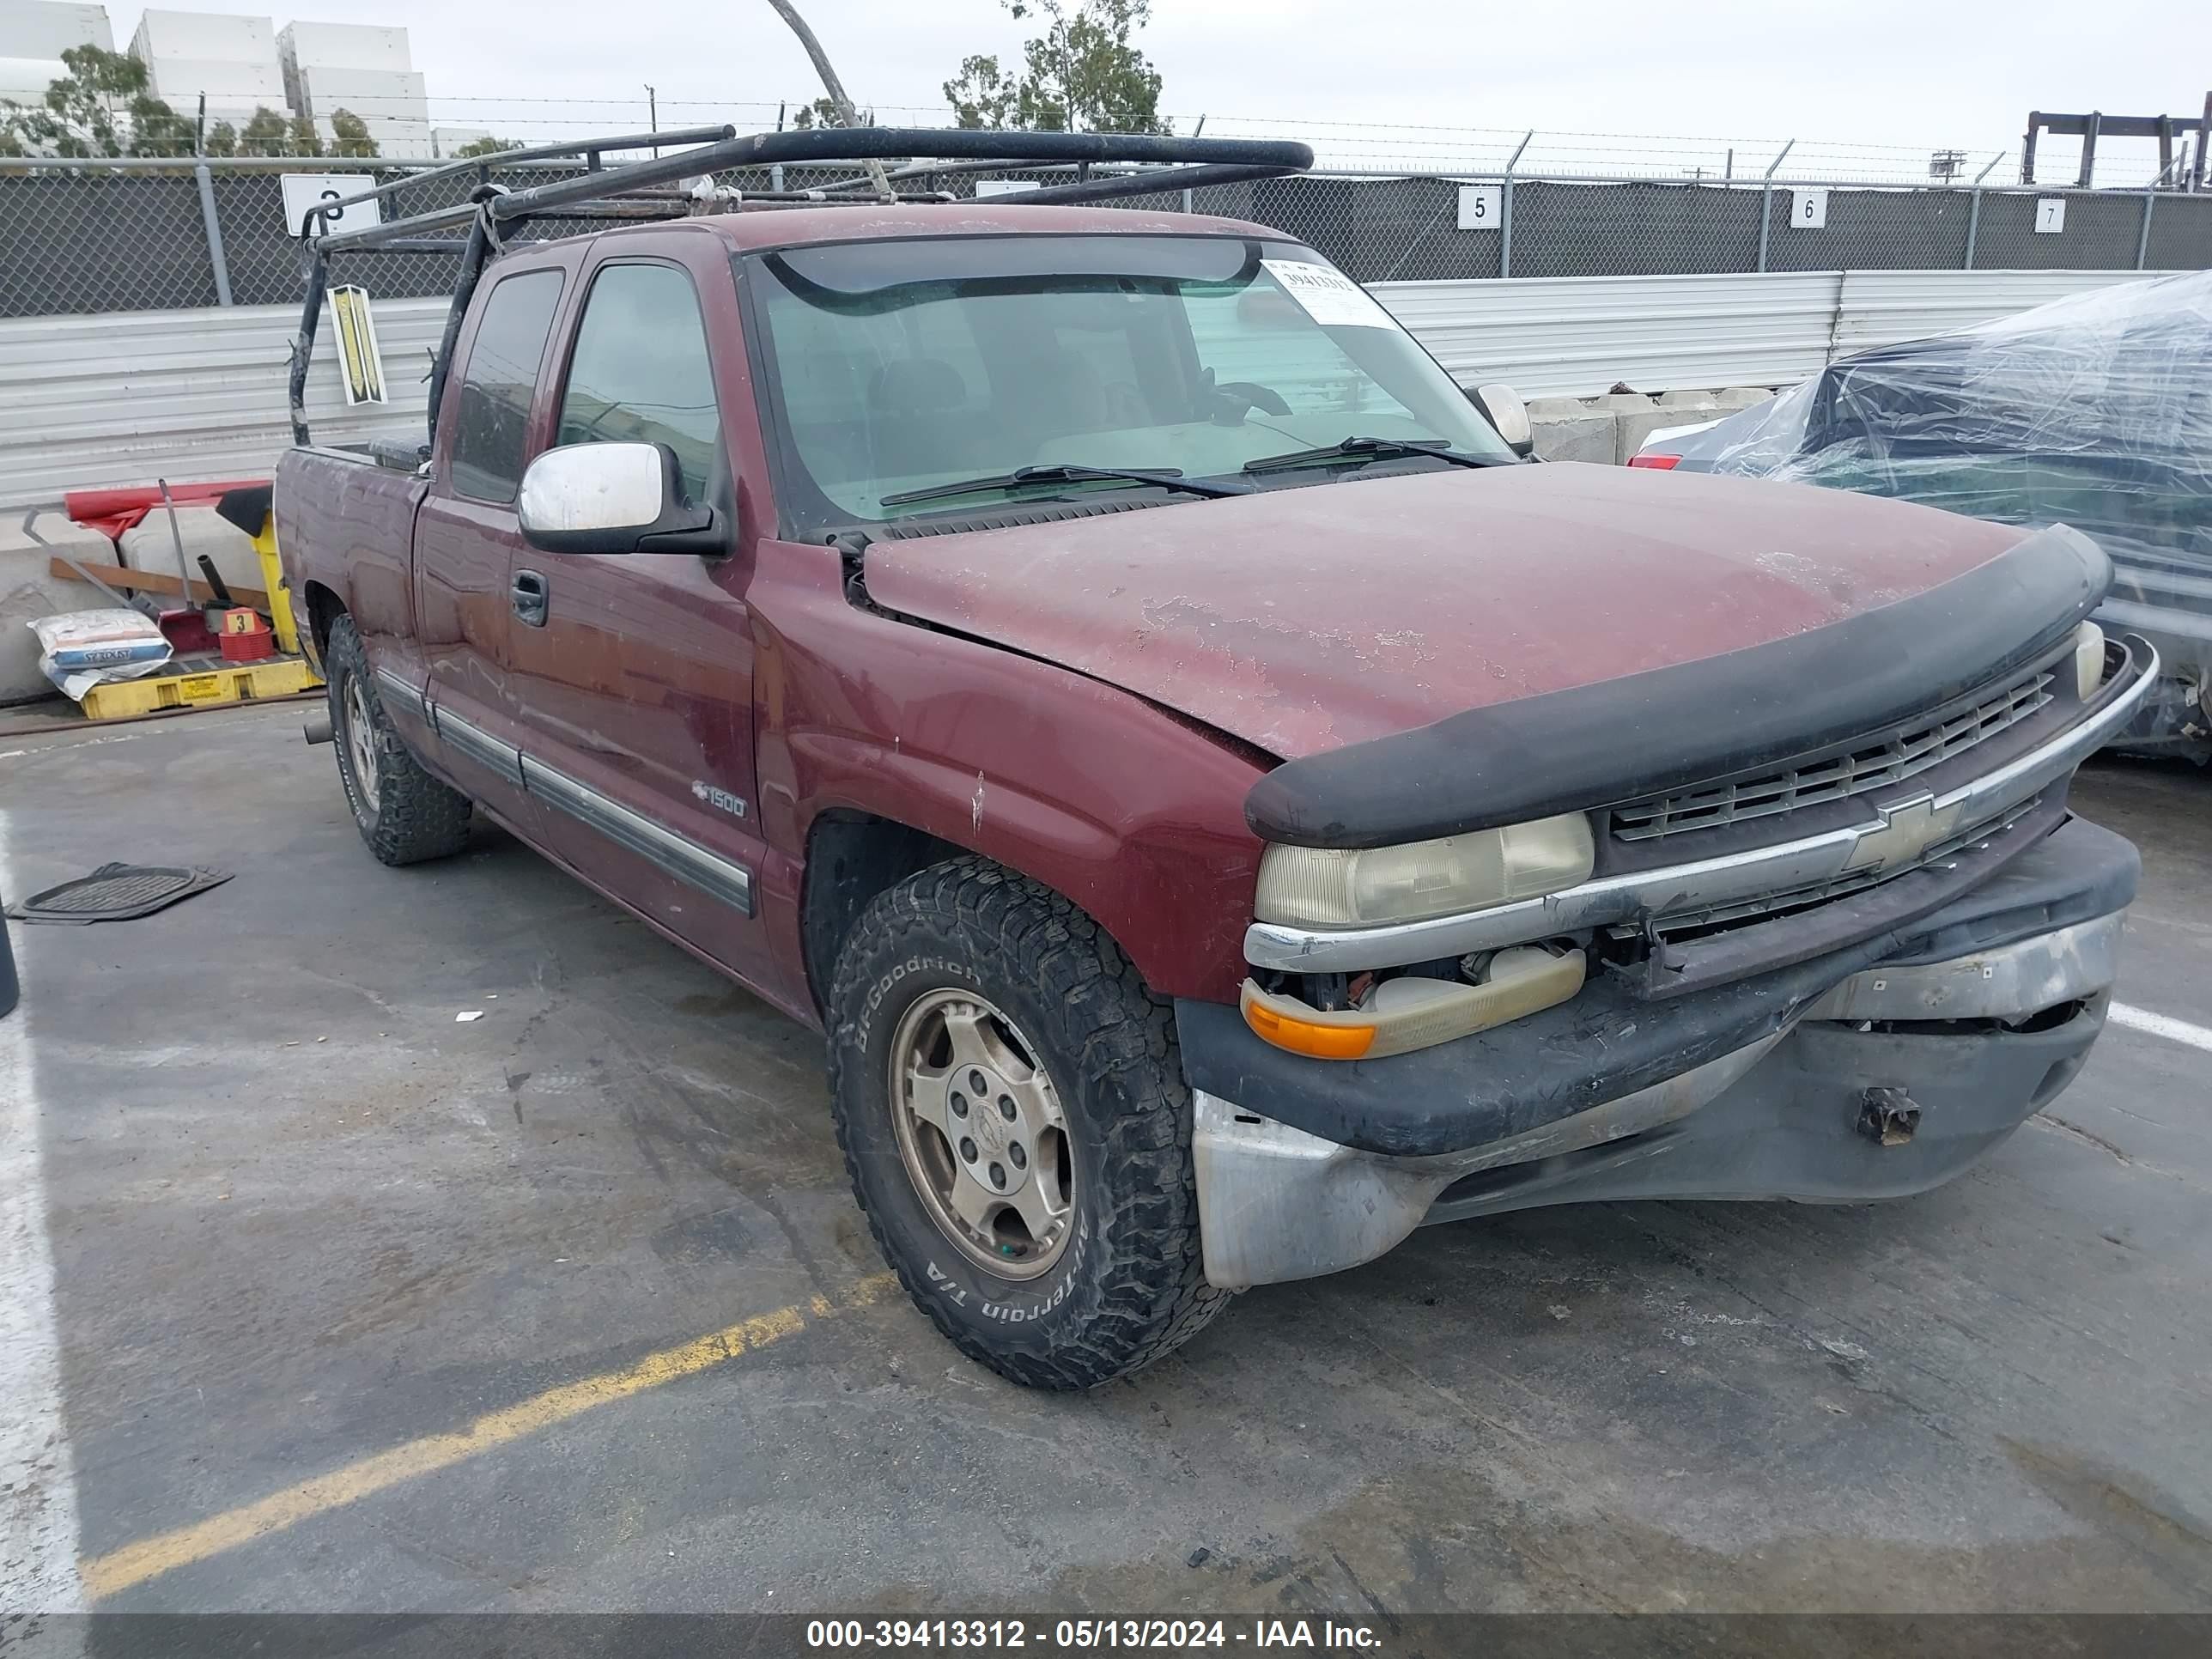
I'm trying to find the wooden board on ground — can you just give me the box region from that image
[48,557,272,611]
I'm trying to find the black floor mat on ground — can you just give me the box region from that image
[6,862,233,924]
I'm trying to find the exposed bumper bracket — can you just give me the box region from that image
[1857,1085,1923,1146]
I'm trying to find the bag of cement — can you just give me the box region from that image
[28,609,173,702]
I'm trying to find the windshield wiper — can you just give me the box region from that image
[880,464,1249,507]
[1241,436,1513,475]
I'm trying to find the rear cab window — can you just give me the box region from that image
[448,268,565,502]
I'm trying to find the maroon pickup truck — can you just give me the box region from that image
[276,129,2155,1388]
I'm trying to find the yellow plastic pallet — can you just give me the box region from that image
[79,653,323,720]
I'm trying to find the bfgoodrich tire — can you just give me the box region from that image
[325,616,473,866]
[828,858,1227,1389]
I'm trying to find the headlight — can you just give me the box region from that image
[2073,622,2106,701]
[1253,813,1595,929]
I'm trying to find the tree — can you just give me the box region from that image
[0,44,195,158]
[942,1,1168,135]
[789,94,872,129]
[202,118,238,157]
[131,94,195,157]
[452,135,523,159]
[944,56,1019,131]
[288,112,324,157]
[237,106,291,156]
[328,107,379,158]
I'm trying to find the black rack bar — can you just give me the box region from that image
[478,128,1310,225]
[416,212,495,453]
[811,155,1249,194]
[726,191,958,205]
[812,155,1073,190]
[316,198,480,249]
[544,201,696,221]
[301,125,736,239]
[1015,161,1283,204]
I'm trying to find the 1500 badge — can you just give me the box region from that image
[690,781,748,818]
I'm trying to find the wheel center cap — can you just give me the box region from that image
[958,1071,1031,1198]
[971,1090,1012,1158]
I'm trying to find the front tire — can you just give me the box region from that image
[325,616,472,866]
[828,859,1227,1389]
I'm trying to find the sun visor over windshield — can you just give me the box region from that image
[756,233,1282,296]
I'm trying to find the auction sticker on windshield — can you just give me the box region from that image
[1260,259,1403,330]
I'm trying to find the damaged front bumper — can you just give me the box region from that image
[1180,817,2136,1290]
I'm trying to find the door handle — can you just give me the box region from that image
[512,568,549,628]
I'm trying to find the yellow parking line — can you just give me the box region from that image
[81,1273,899,1600]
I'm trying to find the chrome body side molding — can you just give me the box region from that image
[520,755,755,918]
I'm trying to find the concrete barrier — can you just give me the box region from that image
[1613,401,1717,465]
[0,554,73,705]
[1530,412,1617,465]
[1,511,120,705]
[1522,389,1771,466]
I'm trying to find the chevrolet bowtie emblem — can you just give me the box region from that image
[1843,792,1963,873]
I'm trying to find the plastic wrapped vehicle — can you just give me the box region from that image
[1642,272,2212,756]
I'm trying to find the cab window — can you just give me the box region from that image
[448,269,564,503]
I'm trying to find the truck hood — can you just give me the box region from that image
[862,463,2028,760]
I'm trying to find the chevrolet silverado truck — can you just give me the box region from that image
[275,128,2156,1389]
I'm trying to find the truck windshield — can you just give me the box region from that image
[744,234,1516,532]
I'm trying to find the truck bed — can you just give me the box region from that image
[275,443,428,668]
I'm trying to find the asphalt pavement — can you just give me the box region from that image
[1,702,2207,1621]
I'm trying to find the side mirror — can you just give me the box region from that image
[516,441,725,556]
[1472,382,1534,459]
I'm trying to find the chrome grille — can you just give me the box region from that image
[1622,798,2039,942]
[1612,670,2054,842]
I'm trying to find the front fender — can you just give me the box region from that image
[750,538,1267,1004]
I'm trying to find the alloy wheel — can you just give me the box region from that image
[887,988,1077,1279]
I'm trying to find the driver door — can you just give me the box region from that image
[501,237,771,985]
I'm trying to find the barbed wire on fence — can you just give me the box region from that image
[17,78,2194,189]
[15,81,2196,188]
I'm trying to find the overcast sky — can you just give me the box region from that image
[106,1,2205,175]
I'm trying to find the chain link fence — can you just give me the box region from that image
[3,153,2208,320]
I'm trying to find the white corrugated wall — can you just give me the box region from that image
[0,297,443,509]
[1826,270,2163,355]
[1376,268,2163,399]
[0,270,2172,509]
[1377,272,1846,400]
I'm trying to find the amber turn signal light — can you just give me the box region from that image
[1240,947,1586,1061]
[1239,986,1377,1060]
